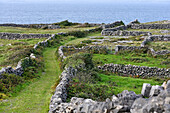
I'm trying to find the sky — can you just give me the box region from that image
[1,0,170,4]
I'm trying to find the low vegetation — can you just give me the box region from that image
[93,50,170,68]
[0,20,169,112]
[67,71,163,101]
[0,38,46,68]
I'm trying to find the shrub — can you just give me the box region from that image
[54,20,78,26]
[82,40,92,44]
[62,53,94,69]
[0,73,24,93]
[67,81,114,101]
[67,30,88,38]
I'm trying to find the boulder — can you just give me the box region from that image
[167,80,170,89]
[141,83,152,97]
[149,85,164,97]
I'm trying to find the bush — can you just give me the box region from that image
[0,73,24,93]
[54,20,78,26]
[67,30,88,38]
[62,53,94,69]
[67,81,114,101]
[82,40,92,44]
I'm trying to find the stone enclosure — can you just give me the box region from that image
[49,66,170,113]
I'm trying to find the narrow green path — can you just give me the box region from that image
[0,47,61,113]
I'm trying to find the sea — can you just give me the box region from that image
[0,2,170,24]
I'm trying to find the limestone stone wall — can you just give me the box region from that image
[0,58,25,78]
[115,44,170,56]
[115,45,148,54]
[150,48,170,56]
[0,23,60,29]
[102,21,124,29]
[141,35,170,47]
[58,45,109,61]
[49,66,170,113]
[49,67,77,113]
[98,63,170,77]
[128,23,170,29]
[0,33,51,40]
[102,30,152,36]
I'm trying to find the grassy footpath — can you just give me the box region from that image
[0,47,61,113]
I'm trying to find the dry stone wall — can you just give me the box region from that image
[0,23,60,29]
[102,30,151,36]
[0,33,51,40]
[128,23,170,29]
[115,45,148,54]
[141,35,170,47]
[98,63,170,78]
[150,48,170,56]
[49,66,170,113]
[102,21,124,29]
[58,45,109,61]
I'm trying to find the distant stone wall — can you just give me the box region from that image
[98,63,170,77]
[149,48,170,56]
[0,33,51,40]
[101,25,127,35]
[0,24,31,28]
[141,35,170,47]
[115,45,170,56]
[128,23,170,29]
[58,45,109,60]
[0,23,60,29]
[102,30,152,36]
[115,45,148,53]
[102,21,124,29]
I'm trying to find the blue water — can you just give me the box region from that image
[0,3,170,24]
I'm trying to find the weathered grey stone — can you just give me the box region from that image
[149,85,164,97]
[167,80,170,89]
[141,83,152,97]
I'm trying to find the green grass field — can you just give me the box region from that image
[67,72,163,101]
[0,22,169,112]
[0,26,96,34]
[0,47,61,113]
[0,38,46,68]
[98,73,163,94]
[93,53,169,68]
